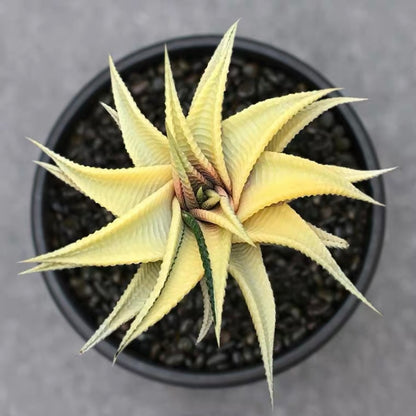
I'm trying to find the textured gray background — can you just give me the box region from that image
[1,0,415,415]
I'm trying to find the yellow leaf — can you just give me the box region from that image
[21,182,174,268]
[19,261,80,275]
[187,22,238,189]
[196,277,214,343]
[238,152,382,222]
[325,165,396,183]
[307,223,349,249]
[115,227,204,356]
[242,203,378,313]
[80,262,161,353]
[266,97,365,153]
[173,136,212,189]
[229,243,275,405]
[191,195,253,245]
[100,102,120,127]
[109,56,170,166]
[222,88,338,206]
[30,138,172,216]
[34,161,80,192]
[116,198,184,352]
[232,216,349,250]
[200,223,232,344]
[188,22,238,109]
[164,49,220,184]
[166,129,198,209]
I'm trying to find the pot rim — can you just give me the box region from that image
[31,34,386,388]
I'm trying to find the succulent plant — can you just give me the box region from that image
[22,23,393,402]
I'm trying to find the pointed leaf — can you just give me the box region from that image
[325,165,396,183]
[101,102,120,127]
[191,195,253,245]
[22,182,174,268]
[34,161,80,192]
[19,261,80,275]
[196,278,214,343]
[222,89,338,206]
[200,223,232,343]
[109,56,170,166]
[307,223,349,249]
[231,216,349,250]
[228,243,275,404]
[242,203,378,313]
[164,49,220,184]
[266,97,365,153]
[117,198,184,352]
[80,262,160,353]
[182,212,216,323]
[189,22,238,109]
[174,139,212,189]
[115,227,204,354]
[166,131,198,209]
[31,138,172,216]
[187,22,238,189]
[238,152,382,222]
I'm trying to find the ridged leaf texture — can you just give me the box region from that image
[22,22,394,405]
[229,243,276,404]
[109,56,169,166]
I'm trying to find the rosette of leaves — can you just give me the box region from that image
[22,23,393,402]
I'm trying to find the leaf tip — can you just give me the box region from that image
[373,199,385,207]
[346,97,367,103]
[26,137,38,146]
[108,55,119,82]
[112,351,121,366]
[231,19,240,29]
[215,329,221,348]
[164,45,171,65]
[384,166,398,174]
[79,341,91,355]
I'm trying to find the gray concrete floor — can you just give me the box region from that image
[1,1,415,415]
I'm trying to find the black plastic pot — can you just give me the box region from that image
[31,35,386,388]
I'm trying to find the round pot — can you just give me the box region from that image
[31,35,386,388]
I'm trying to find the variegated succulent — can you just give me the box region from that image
[22,23,393,402]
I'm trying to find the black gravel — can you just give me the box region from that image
[43,53,372,372]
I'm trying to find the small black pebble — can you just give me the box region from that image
[242,347,254,363]
[164,353,185,367]
[177,337,193,353]
[179,319,194,335]
[220,330,231,345]
[237,80,256,98]
[245,332,256,346]
[242,63,259,78]
[231,351,243,366]
[193,354,206,369]
[206,353,228,368]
